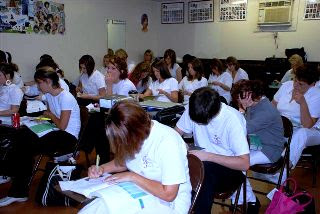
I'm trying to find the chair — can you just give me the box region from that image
[248,116,293,194]
[28,106,91,186]
[187,154,204,214]
[212,173,247,214]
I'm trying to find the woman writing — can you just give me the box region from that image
[141,60,178,103]
[129,61,152,93]
[80,101,191,214]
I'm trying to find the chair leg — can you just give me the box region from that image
[28,154,43,187]
[312,158,317,187]
[233,186,241,214]
[242,177,247,214]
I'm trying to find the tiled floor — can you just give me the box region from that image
[0,152,319,214]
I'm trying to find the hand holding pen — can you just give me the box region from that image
[88,155,103,178]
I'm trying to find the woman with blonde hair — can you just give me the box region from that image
[280,54,304,83]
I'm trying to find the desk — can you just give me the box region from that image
[54,185,95,207]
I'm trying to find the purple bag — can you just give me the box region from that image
[266,178,313,214]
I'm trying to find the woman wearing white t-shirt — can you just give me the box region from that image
[105,57,137,96]
[0,67,81,207]
[78,55,106,100]
[141,60,179,103]
[0,63,23,117]
[129,62,152,93]
[164,49,182,83]
[208,58,233,104]
[81,101,191,214]
[226,56,248,84]
[272,66,320,169]
[179,58,207,104]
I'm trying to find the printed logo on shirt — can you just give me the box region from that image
[211,134,221,145]
[142,155,153,168]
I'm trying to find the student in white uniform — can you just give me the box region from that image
[208,58,233,104]
[141,60,179,103]
[164,49,182,83]
[280,54,304,84]
[272,66,320,169]
[0,67,80,207]
[175,87,251,214]
[80,101,191,214]
[226,56,248,84]
[105,57,137,96]
[179,58,207,104]
[129,61,152,93]
[78,55,106,100]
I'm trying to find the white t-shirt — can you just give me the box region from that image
[169,63,181,79]
[24,78,69,97]
[177,103,249,157]
[208,72,233,103]
[80,70,106,96]
[273,81,320,128]
[179,76,208,103]
[280,69,294,84]
[112,79,137,96]
[149,78,178,102]
[13,72,24,88]
[315,80,320,88]
[126,120,191,214]
[0,84,23,111]
[59,78,69,92]
[45,90,80,139]
[99,66,107,76]
[136,77,152,94]
[227,67,249,83]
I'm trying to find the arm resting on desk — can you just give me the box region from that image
[0,105,19,116]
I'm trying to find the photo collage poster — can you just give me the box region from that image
[0,0,65,34]
[188,0,213,23]
[161,2,184,24]
[220,0,247,21]
[304,0,320,20]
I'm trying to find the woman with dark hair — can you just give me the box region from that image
[129,61,152,93]
[0,67,80,207]
[0,50,24,88]
[179,58,207,103]
[226,56,248,84]
[143,49,153,64]
[272,65,320,169]
[80,101,191,214]
[208,58,233,104]
[231,79,285,209]
[78,55,106,100]
[141,60,179,102]
[164,49,182,82]
[141,13,148,32]
[105,57,136,96]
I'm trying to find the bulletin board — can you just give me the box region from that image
[188,0,213,23]
[219,0,247,21]
[161,2,184,24]
[304,0,320,20]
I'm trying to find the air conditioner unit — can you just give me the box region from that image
[258,0,292,25]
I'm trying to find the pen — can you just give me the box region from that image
[35,117,51,121]
[96,155,100,170]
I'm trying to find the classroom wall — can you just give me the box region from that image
[0,0,157,82]
[153,0,320,62]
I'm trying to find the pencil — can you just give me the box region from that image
[96,155,100,169]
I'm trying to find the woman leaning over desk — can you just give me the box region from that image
[140,60,179,103]
[80,101,191,214]
[0,67,80,207]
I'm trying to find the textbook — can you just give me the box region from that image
[22,119,58,137]
[59,173,157,214]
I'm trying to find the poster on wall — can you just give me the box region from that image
[219,0,247,21]
[188,0,213,23]
[161,2,184,24]
[304,0,320,20]
[0,0,65,34]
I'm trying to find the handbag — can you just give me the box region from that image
[266,178,313,214]
[154,105,185,127]
[35,161,82,206]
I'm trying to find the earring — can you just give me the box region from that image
[5,80,11,86]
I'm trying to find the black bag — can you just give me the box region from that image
[155,105,185,127]
[35,161,82,206]
[0,127,18,161]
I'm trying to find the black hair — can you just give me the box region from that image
[164,49,177,69]
[0,50,12,63]
[79,55,95,76]
[0,63,14,79]
[189,87,221,125]
[40,54,53,61]
[141,14,148,25]
[36,58,58,70]
[295,65,318,85]
[188,58,203,81]
[34,66,60,88]
[153,59,172,80]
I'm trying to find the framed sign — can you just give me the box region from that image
[304,0,320,20]
[220,0,247,21]
[188,1,213,23]
[161,2,184,24]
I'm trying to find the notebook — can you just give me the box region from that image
[22,119,58,137]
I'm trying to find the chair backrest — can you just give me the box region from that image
[72,106,90,157]
[281,116,293,181]
[281,116,293,140]
[187,153,204,214]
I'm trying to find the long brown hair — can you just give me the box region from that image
[129,62,151,86]
[105,101,151,165]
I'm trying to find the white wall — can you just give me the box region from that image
[0,0,157,81]
[154,0,320,62]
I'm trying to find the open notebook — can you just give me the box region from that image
[59,173,157,213]
[22,119,58,137]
